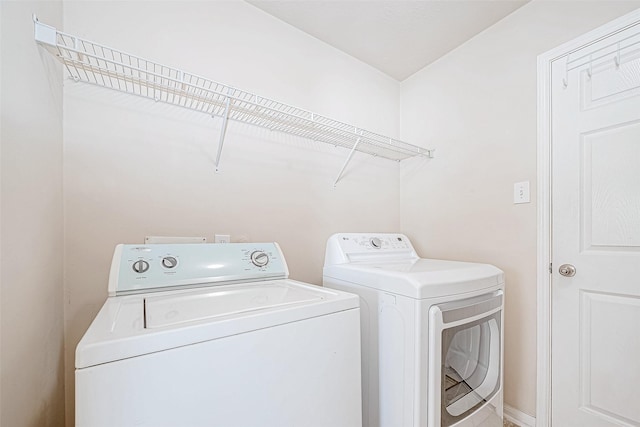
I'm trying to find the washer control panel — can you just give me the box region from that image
[109,243,288,296]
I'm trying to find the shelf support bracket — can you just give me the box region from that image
[333,137,361,187]
[215,97,232,172]
[33,15,57,46]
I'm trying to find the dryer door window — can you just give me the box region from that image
[437,294,502,427]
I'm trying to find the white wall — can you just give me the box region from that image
[0,2,65,427]
[6,1,636,424]
[399,0,640,418]
[62,1,401,424]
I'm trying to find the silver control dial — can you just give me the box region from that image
[250,251,270,267]
[132,259,150,274]
[370,237,382,249]
[162,256,178,269]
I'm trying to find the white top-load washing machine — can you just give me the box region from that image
[76,242,362,427]
[323,233,504,427]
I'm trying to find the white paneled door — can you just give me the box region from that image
[550,22,640,427]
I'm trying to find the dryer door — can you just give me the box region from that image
[428,291,503,427]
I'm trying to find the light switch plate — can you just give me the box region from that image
[514,181,530,204]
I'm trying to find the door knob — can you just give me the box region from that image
[559,264,576,277]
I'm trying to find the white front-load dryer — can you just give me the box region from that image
[323,233,504,427]
[76,242,362,427]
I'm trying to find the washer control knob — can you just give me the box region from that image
[132,260,150,274]
[250,251,269,267]
[370,237,382,249]
[162,256,178,269]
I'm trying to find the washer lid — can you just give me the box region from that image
[323,258,504,299]
[76,280,358,369]
[145,282,325,328]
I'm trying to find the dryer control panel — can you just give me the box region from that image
[324,233,418,265]
[108,243,289,296]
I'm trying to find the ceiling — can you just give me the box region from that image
[247,0,529,81]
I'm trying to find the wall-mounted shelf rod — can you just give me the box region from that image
[33,17,435,181]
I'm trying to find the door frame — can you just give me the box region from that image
[536,9,640,426]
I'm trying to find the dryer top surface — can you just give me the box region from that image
[324,258,503,299]
[323,233,503,299]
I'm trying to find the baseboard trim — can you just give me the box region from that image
[504,404,536,427]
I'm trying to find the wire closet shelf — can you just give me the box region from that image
[33,17,434,182]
